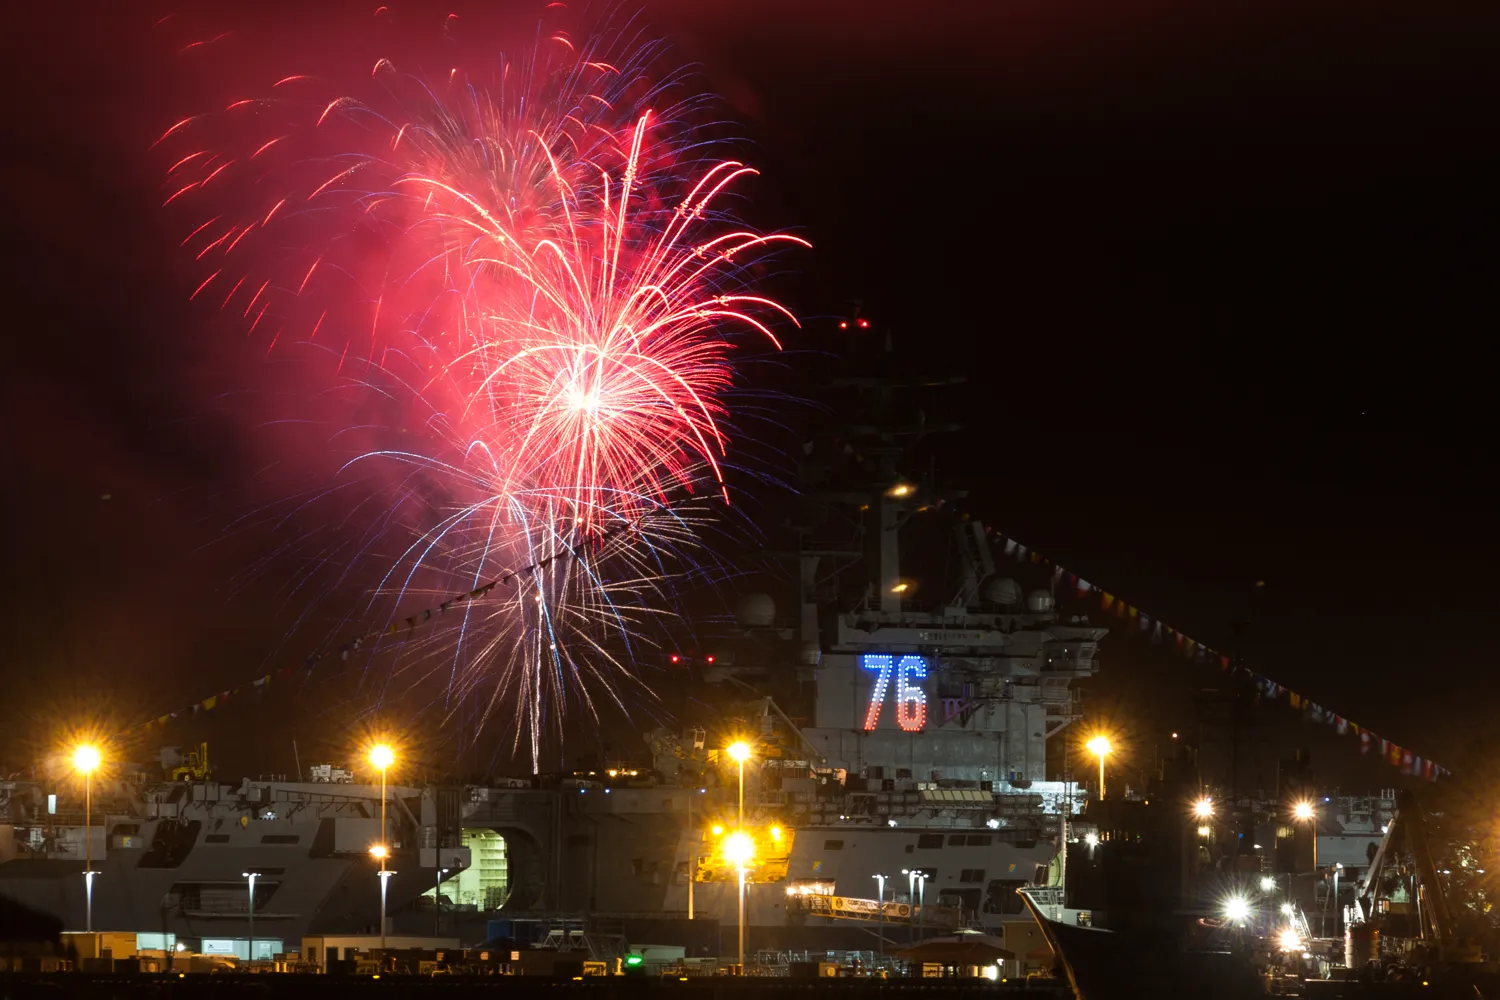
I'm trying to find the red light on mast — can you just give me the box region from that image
[838,320,849,329]
[857,318,870,329]
[670,654,681,664]
[705,655,716,664]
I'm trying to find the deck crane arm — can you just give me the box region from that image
[1355,810,1399,924]
[1399,789,1459,946]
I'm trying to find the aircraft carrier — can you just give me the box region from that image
[0,323,1105,964]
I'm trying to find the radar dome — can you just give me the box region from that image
[1026,590,1055,613]
[985,578,1022,606]
[736,592,776,628]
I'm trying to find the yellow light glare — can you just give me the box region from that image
[72,745,101,775]
[726,742,751,764]
[723,831,755,866]
[770,826,782,841]
[886,483,915,498]
[1277,928,1303,952]
[711,824,724,837]
[1196,825,1211,837]
[1293,801,1315,822]
[369,845,388,860]
[1086,736,1111,757]
[369,744,395,770]
[1193,797,1214,819]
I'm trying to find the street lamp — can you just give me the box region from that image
[873,874,888,961]
[371,846,394,956]
[726,742,751,831]
[724,832,754,973]
[242,871,259,967]
[1292,800,1317,872]
[369,744,395,866]
[1293,800,1319,937]
[1086,736,1111,799]
[434,867,448,936]
[914,872,929,942]
[368,744,395,952]
[1193,797,1214,819]
[72,744,101,934]
[1223,895,1251,924]
[903,869,930,944]
[687,788,705,920]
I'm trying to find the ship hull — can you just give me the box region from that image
[1020,891,1268,1000]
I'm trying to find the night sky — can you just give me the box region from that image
[1,0,1497,780]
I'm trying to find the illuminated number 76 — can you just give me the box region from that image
[862,654,928,732]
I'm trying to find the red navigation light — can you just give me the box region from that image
[705,655,716,664]
[838,320,849,329]
[670,654,681,664]
[857,318,870,328]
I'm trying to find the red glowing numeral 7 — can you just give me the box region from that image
[861,654,929,732]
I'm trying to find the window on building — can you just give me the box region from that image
[939,887,982,915]
[823,839,844,851]
[260,834,300,845]
[959,868,987,883]
[948,834,967,847]
[984,879,1027,914]
[917,834,944,849]
[966,835,993,847]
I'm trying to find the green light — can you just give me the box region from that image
[625,956,643,967]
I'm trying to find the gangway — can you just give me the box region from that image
[786,893,963,930]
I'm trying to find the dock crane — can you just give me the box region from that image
[1354,789,1482,966]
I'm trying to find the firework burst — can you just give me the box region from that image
[162,12,804,768]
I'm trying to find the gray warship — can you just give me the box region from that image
[0,326,1106,966]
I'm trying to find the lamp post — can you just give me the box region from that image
[902,869,917,945]
[72,745,100,934]
[434,868,448,936]
[687,788,704,920]
[915,872,928,942]
[242,871,259,967]
[368,745,395,953]
[726,742,751,831]
[1086,736,1111,800]
[1293,801,1317,871]
[1293,801,1318,935]
[371,846,395,955]
[369,745,395,868]
[873,874,887,962]
[724,831,754,974]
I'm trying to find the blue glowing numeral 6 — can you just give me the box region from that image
[861,654,928,732]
